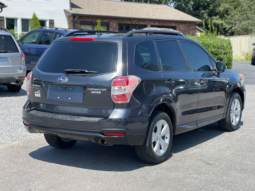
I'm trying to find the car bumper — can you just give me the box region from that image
[22,101,148,146]
[0,65,26,85]
[26,63,35,71]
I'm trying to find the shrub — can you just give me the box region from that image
[242,51,252,61]
[186,34,233,69]
[30,13,41,31]
[96,20,102,31]
[19,33,26,39]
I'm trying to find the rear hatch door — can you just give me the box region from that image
[0,34,22,74]
[30,40,118,118]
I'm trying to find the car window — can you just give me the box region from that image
[38,31,55,45]
[0,35,19,53]
[181,41,212,71]
[156,40,187,72]
[55,33,64,39]
[37,42,117,74]
[134,41,159,72]
[20,31,41,45]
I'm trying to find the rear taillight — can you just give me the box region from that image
[111,76,141,103]
[70,37,97,41]
[26,71,32,95]
[21,52,25,65]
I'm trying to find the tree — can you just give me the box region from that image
[30,13,41,31]
[96,20,103,31]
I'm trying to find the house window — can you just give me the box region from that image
[118,24,146,32]
[6,18,18,38]
[39,20,46,27]
[22,19,30,32]
[80,21,109,31]
[151,25,177,30]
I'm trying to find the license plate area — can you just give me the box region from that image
[47,85,83,103]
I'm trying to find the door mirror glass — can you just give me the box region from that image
[216,62,226,73]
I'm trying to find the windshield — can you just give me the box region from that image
[37,41,117,74]
[0,35,19,53]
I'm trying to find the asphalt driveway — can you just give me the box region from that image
[0,61,254,191]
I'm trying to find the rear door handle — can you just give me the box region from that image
[165,79,175,85]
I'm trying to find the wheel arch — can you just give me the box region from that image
[150,103,177,135]
[232,87,244,110]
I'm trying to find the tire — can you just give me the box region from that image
[44,134,77,149]
[7,84,21,92]
[135,111,173,164]
[218,92,242,131]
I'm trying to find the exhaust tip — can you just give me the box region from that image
[99,138,107,145]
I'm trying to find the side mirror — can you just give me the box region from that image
[216,62,226,73]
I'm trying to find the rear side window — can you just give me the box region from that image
[0,35,19,53]
[135,41,159,72]
[37,41,117,74]
[156,40,187,72]
[181,41,212,71]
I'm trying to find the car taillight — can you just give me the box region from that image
[70,37,97,41]
[111,76,141,103]
[26,71,32,95]
[102,133,125,136]
[21,52,25,65]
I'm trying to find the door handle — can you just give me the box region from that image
[165,79,175,85]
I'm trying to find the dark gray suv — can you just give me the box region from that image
[22,29,245,163]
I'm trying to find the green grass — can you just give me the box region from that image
[233,59,251,62]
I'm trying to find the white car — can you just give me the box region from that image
[0,28,26,92]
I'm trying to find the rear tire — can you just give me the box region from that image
[135,111,173,164]
[218,92,242,131]
[44,134,77,149]
[7,84,21,92]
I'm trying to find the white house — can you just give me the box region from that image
[0,0,70,38]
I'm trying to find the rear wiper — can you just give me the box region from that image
[0,50,14,53]
[64,69,97,74]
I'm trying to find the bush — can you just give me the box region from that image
[186,34,233,69]
[242,51,252,61]
[19,33,26,39]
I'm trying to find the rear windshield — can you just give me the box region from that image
[37,41,117,74]
[0,35,19,53]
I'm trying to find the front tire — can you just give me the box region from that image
[44,134,77,149]
[7,84,21,92]
[218,92,242,131]
[135,111,173,164]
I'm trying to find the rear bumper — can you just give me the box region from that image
[0,66,26,85]
[26,64,35,71]
[22,102,148,146]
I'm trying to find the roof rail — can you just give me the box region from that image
[0,27,9,32]
[65,30,121,37]
[123,29,184,37]
[39,26,68,31]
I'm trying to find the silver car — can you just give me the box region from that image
[0,28,26,92]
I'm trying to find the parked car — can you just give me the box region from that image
[252,43,255,65]
[18,27,76,72]
[0,28,26,92]
[22,29,245,164]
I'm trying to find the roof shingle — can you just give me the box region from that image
[66,0,201,23]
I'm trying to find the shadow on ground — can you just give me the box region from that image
[29,121,243,171]
[0,85,27,97]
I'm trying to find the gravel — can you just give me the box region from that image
[0,80,41,146]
